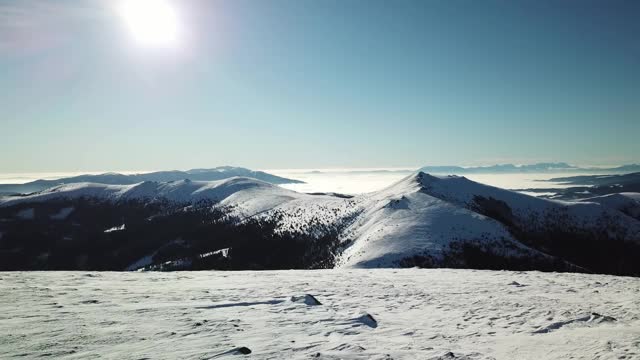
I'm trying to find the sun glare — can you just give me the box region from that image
[119,0,181,48]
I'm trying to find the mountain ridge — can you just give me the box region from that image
[1,172,639,275]
[0,166,303,195]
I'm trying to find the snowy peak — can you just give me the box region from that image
[414,172,476,197]
[410,171,553,215]
[375,172,459,197]
[338,172,640,272]
[389,172,638,229]
[336,173,541,268]
[380,172,531,211]
[416,171,463,185]
[384,171,482,195]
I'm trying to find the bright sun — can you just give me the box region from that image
[119,0,181,48]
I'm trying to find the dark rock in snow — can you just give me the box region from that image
[234,347,252,355]
[355,313,377,328]
[591,312,616,322]
[429,352,476,360]
[290,294,322,306]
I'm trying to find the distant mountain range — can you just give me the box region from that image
[419,162,640,174]
[2,172,639,275]
[516,172,640,200]
[0,166,303,195]
[544,172,640,186]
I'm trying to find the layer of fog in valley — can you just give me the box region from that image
[268,169,600,195]
[1,169,616,196]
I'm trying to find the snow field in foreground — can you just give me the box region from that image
[1,269,638,359]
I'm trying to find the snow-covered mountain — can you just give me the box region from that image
[1,172,639,275]
[0,166,303,195]
[335,173,640,270]
[0,177,301,214]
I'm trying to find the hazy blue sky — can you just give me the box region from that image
[1,0,638,172]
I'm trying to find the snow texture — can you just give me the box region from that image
[104,224,126,233]
[0,269,638,359]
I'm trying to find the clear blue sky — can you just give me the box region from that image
[1,0,638,172]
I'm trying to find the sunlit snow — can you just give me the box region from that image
[1,269,638,359]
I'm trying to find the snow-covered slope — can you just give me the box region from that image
[580,193,640,220]
[1,269,638,359]
[335,174,544,268]
[336,173,640,268]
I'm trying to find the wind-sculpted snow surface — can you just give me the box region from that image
[1,269,638,359]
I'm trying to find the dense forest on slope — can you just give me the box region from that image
[0,199,340,271]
